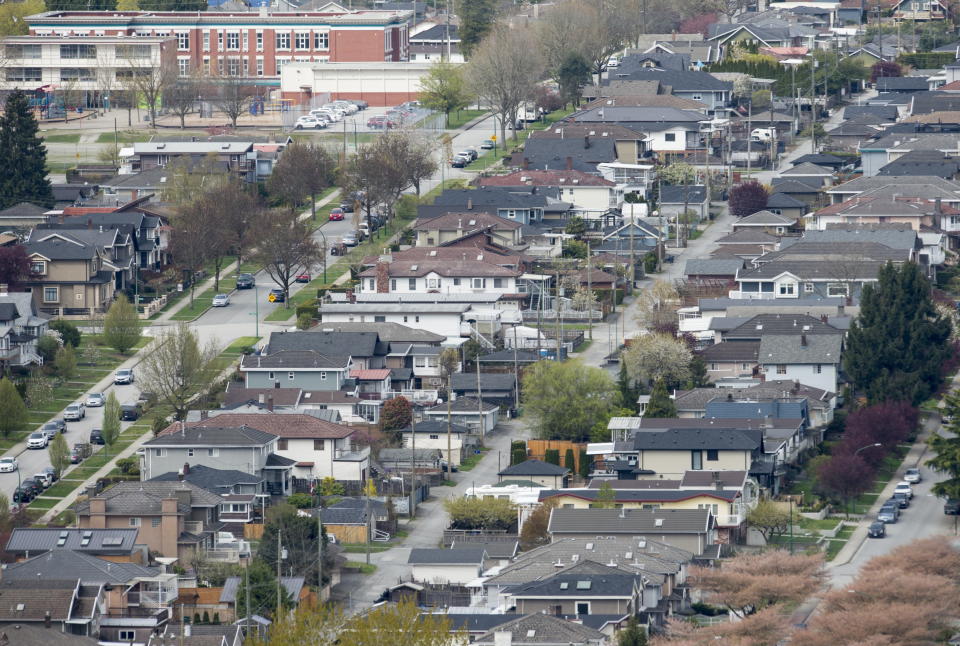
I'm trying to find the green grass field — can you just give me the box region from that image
[43,132,82,144]
[445,109,487,130]
[96,131,157,144]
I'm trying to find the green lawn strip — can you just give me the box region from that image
[28,498,60,510]
[96,131,158,144]
[825,539,848,560]
[209,337,261,373]
[44,480,85,498]
[44,132,82,144]
[796,516,842,531]
[344,561,377,574]
[341,544,391,554]
[458,453,484,471]
[445,109,488,130]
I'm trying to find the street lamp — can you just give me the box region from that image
[854,442,882,456]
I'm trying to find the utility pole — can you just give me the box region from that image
[475,337,484,435]
[512,324,520,415]
[746,100,753,176]
[555,265,562,359]
[446,373,453,480]
[810,58,818,154]
[410,410,417,516]
[364,486,371,565]
[445,0,452,62]
[587,240,593,341]
[245,568,251,637]
[276,530,282,618]
[317,512,324,599]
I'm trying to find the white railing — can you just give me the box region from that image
[727,290,776,300]
[205,547,241,563]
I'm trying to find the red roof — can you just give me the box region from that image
[939,80,960,91]
[477,169,614,188]
[350,369,391,380]
[160,413,355,439]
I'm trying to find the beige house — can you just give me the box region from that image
[498,459,570,488]
[400,420,473,466]
[413,212,523,247]
[23,233,117,318]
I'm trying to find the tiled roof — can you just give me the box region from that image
[349,369,391,380]
[548,508,712,535]
[476,170,615,187]
[408,547,486,565]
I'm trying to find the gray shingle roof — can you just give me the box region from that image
[267,330,379,357]
[151,464,262,494]
[684,258,744,277]
[605,67,732,91]
[630,428,761,451]
[548,508,712,535]
[24,236,96,261]
[442,614,523,634]
[3,550,158,584]
[734,209,797,225]
[450,538,519,558]
[451,372,517,392]
[540,488,739,503]
[473,613,607,645]
[659,184,707,204]
[797,227,918,252]
[517,137,617,172]
[499,459,569,477]
[511,570,639,598]
[780,162,834,176]
[240,350,351,370]
[220,576,304,603]
[408,547,486,565]
[698,340,759,362]
[5,528,139,555]
[426,397,498,413]
[309,322,445,343]
[75,480,221,516]
[758,334,842,365]
[765,192,807,208]
[145,425,276,447]
[401,420,471,435]
[723,313,843,339]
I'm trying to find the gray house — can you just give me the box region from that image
[659,185,709,220]
[0,290,48,369]
[547,508,716,556]
[141,425,292,496]
[240,350,353,390]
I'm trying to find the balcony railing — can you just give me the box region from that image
[334,445,371,461]
[727,290,776,300]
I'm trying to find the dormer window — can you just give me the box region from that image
[30,260,46,275]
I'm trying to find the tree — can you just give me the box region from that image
[558,52,592,107]
[48,433,70,479]
[520,499,557,550]
[164,73,201,129]
[54,345,77,380]
[340,601,453,646]
[623,333,692,388]
[746,498,790,542]
[209,178,261,268]
[208,75,256,129]
[728,180,769,217]
[467,23,544,144]
[751,89,772,110]
[25,375,54,410]
[317,476,344,498]
[0,246,31,290]
[36,336,60,364]
[616,362,637,410]
[189,179,258,292]
[691,550,825,619]
[0,378,27,439]
[645,377,677,418]
[618,617,648,646]
[544,448,560,465]
[253,210,323,306]
[658,162,697,187]
[235,559,292,621]
[843,401,916,456]
[564,448,576,472]
[102,391,122,457]
[870,60,902,83]
[455,0,497,58]
[248,600,347,646]
[0,0,45,37]
[634,280,681,334]
[522,359,617,441]
[535,1,594,85]
[0,90,54,210]
[845,262,949,405]
[579,450,591,479]
[419,61,471,125]
[122,54,177,124]
[816,452,874,511]
[927,391,960,499]
[49,320,81,348]
[137,323,220,420]
[381,397,412,437]
[595,481,616,508]
[103,294,142,354]
[443,496,517,530]
[511,442,527,466]
[259,503,334,590]
[268,143,336,220]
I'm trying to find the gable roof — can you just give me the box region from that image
[511,569,640,598]
[426,397,499,413]
[3,550,157,584]
[758,334,843,365]
[266,330,380,357]
[659,185,707,204]
[780,162,834,176]
[0,580,78,622]
[75,481,221,516]
[148,424,276,446]
[408,547,486,565]
[765,192,808,208]
[684,258,744,277]
[306,321,444,343]
[723,313,843,339]
[539,488,739,504]
[548,508,713,535]
[181,412,354,439]
[630,428,761,451]
[450,538,519,558]
[734,210,798,226]
[517,137,618,172]
[240,350,351,370]
[5,528,139,555]
[473,613,607,645]
[358,259,519,279]
[499,459,570,477]
[413,211,521,231]
[150,464,263,493]
[476,170,615,188]
[698,340,760,362]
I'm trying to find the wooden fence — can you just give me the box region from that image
[526,440,588,473]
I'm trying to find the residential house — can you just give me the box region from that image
[239,348,353,392]
[60,210,168,271]
[602,69,732,115]
[358,258,521,303]
[476,170,621,219]
[674,381,836,428]
[424,397,500,434]
[409,23,462,62]
[471,613,608,646]
[758,333,842,392]
[122,142,258,182]
[5,527,143,563]
[534,119,657,162]
[498,459,570,489]
[150,464,262,530]
[731,210,800,235]
[142,425,293,496]
[516,135,618,173]
[659,185,709,220]
[450,538,519,569]
[0,289,47,369]
[877,150,960,179]
[0,622,98,645]
[0,202,50,228]
[508,562,645,617]
[768,177,824,208]
[399,420,474,466]
[593,221,662,260]
[451,371,517,406]
[215,578,308,624]
[547,508,716,556]
[378,447,442,472]
[318,500,384,543]
[713,312,844,344]
[428,187,570,227]
[220,383,356,421]
[698,340,760,381]
[22,231,117,317]
[76,481,224,562]
[563,106,708,157]
[148,624,245,646]
[684,258,744,285]
[412,212,523,247]
[825,175,960,205]
[893,0,950,20]
[765,192,810,218]
[407,548,487,584]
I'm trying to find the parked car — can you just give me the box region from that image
[459,148,478,161]
[86,392,105,407]
[903,467,921,483]
[64,403,86,421]
[889,493,909,509]
[46,418,67,433]
[89,429,104,445]
[21,480,42,497]
[480,139,495,150]
[329,208,344,221]
[114,368,135,384]
[341,233,358,247]
[12,485,34,504]
[268,288,286,303]
[945,498,960,515]
[27,432,48,449]
[451,154,470,168]
[358,222,371,238]
[120,403,141,421]
[867,520,886,538]
[877,504,899,523]
[236,273,255,289]
[893,481,913,499]
[349,99,369,110]
[33,473,52,489]
[295,116,327,130]
[212,293,230,307]
[0,457,18,473]
[137,391,157,407]
[42,466,59,483]
[295,272,311,283]
[72,442,92,463]
[438,459,458,473]
[339,201,354,213]
[41,421,64,437]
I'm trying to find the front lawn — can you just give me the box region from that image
[445,109,488,130]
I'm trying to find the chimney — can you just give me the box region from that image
[347,288,356,304]
[375,260,390,293]
[584,135,590,149]
[267,395,274,412]
[523,157,530,170]
[44,611,51,628]
[820,314,828,323]
[566,156,573,171]
[800,333,807,347]
[713,471,723,491]
[0,284,7,296]
[199,409,208,420]
[793,379,800,393]
[174,487,191,510]
[467,198,473,210]
[87,218,93,229]
[183,462,190,475]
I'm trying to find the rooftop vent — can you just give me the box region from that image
[654,518,664,527]
[585,542,594,550]
[560,582,569,589]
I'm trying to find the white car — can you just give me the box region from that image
[86,392,105,407]
[903,468,921,484]
[295,116,327,130]
[63,403,86,421]
[115,368,134,384]
[311,109,341,122]
[27,432,48,449]
[212,293,230,307]
[331,100,358,114]
[894,481,914,499]
[0,457,18,473]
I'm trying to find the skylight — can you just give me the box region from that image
[576,581,592,590]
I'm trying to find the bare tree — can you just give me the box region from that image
[252,210,323,305]
[535,1,594,84]
[164,70,201,129]
[578,0,642,80]
[122,50,177,124]
[466,23,544,143]
[138,323,221,421]
[267,143,337,219]
[171,194,212,307]
[215,179,263,267]
[208,74,256,128]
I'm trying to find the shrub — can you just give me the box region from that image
[36,335,60,363]
[287,492,313,508]
[544,449,560,465]
[49,320,81,347]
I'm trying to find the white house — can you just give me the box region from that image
[424,397,500,434]
[399,420,474,465]
[357,259,520,297]
[757,334,842,393]
[407,548,486,584]
[476,170,621,219]
[319,302,471,338]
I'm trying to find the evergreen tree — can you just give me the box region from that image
[0,90,54,210]
[645,378,677,418]
[564,448,576,472]
[927,392,960,499]
[103,294,142,354]
[845,262,950,405]
[579,450,591,479]
[617,616,648,646]
[455,0,496,58]
[0,378,27,439]
[595,481,616,508]
[617,362,637,410]
[544,449,560,465]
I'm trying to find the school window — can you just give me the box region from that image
[129,517,141,527]
[217,58,224,75]
[203,31,210,51]
[276,57,290,73]
[177,32,189,50]
[243,31,249,50]
[226,57,241,76]
[242,58,248,76]
[256,30,263,50]
[408,278,417,290]
[256,57,264,76]
[276,32,291,50]
[314,31,329,49]
[43,287,58,303]
[177,58,190,76]
[776,364,787,375]
[277,439,288,450]
[226,31,240,50]
[202,57,210,74]
[706,449,719,461]
[217,31,224,50]
[295,32,310,49]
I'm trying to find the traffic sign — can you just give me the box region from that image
[268,293,276,303]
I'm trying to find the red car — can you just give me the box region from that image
[329,208,344,221]
[295,272,311,283]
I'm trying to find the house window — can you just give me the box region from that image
[453,278,461,286]
[664,133,676,142]
[154,448,166,457]
[152,517,161,527]
[408,278,417,290]
[815,364,823,374]
[226,31,240,50]
[42,287,58,303]
[494,278,503,288]
[295,32,310,49]
[278,439,288,450]
[709,363,719,371]
[186,449,194,457]
[778,282,795,296]
[776,364,787,375]
[427,278,440,289]
[429,434,439,439]
[320,371,327,380]
[691,450,703,470]
[691,94,703,101]
[276,32,291,50]
[706,449,719,461]
[391,279,397,291]
[698,503,719,514]
[30,260,46,275]
[268,372,275,380]
[374,316,386,322]
[827,283,849,297]
[288,372,295,380]
[314,440,324,450]
[576,602,590,615]
[207,449,219,457]
[177,32,189,50]
[368,279,375,291]
[804,282,814,293]
[472,278,485,289]
[315,31,329,49]
[129,517,141,527]
[119,631,136,641]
